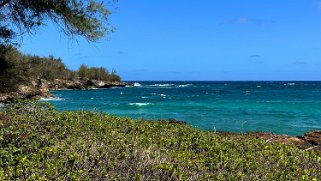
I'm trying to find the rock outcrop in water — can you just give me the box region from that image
[0,78,53,103]
[49,79,133,90]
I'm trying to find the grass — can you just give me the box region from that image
[0,101,321,180]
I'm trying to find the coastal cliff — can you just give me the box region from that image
[49,79,133,90]
[0,78,133,103]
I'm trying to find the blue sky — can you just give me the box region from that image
[20,0,321,81]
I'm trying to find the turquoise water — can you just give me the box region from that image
[45,81,321,136]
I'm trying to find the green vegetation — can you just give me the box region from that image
[0,0,119,86]
[78,64,121,82]
[0,45,120,82]
[0,0,114,45]
[0,101,320,180]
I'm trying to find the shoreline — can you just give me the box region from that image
[0,78,134,103]
[215,130,321,152]
[155,119,321,152]
[1,80,321,152]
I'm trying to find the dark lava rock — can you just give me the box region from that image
[168,118,187,125]
[299,130,321,146]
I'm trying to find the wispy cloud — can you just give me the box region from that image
[118,51,128,55]
[293,61,308,65]
[221,17,275,25]
[249,55,261,58]
[249,54,264,64]
[237,17,250,24]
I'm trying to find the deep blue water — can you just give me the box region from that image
[44,81,321,136]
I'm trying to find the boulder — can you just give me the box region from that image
[36,79,49,93]
[50,79,85,90]
[100,81,133,88]
[299,130,321,145]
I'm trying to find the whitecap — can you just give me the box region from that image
[149,84,174,87]
[160,94,167,97]
[257,85,261,88]
[141,96,149,99]
[177,84,192,88]
[285,83,295,86]
[40,97,64,101]
[134,82,142,87]
[128,103,151,106]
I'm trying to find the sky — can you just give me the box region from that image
[20,0,321,81]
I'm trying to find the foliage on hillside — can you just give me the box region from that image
[0,45,120,82]
[0,101,320,180]
[78,64,121,82]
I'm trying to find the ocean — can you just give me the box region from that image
[44,81,321,136]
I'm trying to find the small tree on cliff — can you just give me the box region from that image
[0,0,115,45]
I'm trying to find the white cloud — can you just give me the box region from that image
[221,17,274,25]
[238,17,249,24]
[293,61,308,65]
[249,55,261,58]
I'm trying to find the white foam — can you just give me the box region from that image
[40,97,64,101]
[133,82,142,87]
[177,84,192,88]
[128,103,151,106]
[160,94,167,97]
[285,83,296,86]
[141,96,149,99]
[149,84,174,87]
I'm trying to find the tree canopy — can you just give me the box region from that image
[0,0,115,45]
[0,46,121,82]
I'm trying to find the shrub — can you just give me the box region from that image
[0,102,320,180]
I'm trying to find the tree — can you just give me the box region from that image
[110,69,121,82]
[0,0,115,45]
[0,45,27,76]
[78,64,89,79]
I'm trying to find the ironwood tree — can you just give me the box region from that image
[0,0,115,45]
[0,0,115,81]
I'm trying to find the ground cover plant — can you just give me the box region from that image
[0,101,321,180]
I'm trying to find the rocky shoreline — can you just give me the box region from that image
[167,119,321,152]
[216,130,321,152]
[0,78,133,103]
[1,79,321,153]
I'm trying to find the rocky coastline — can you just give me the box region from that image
[0,78,133,103]
[1,79,320,153]
[216,130,321,152]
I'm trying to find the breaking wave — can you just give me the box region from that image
[133,82,142,87]
[177,84,192,88]
[40,97,64,101]
[128,103,152,106]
